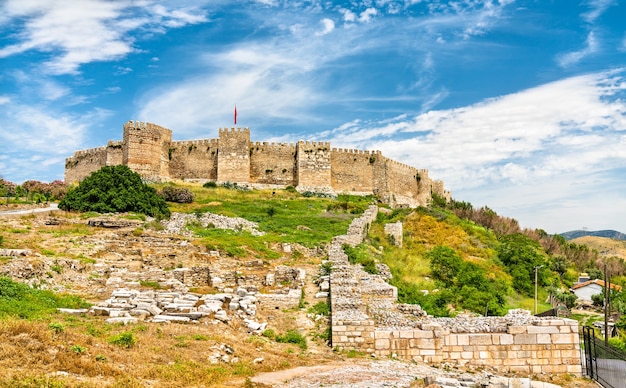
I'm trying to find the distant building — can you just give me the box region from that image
[571,279,622,302]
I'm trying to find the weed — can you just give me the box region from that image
[71,344,86,354]
[95,354,108,362]
[108,331,136,349]
[261,329,276,339]
[276,329,307,350]
[298,289,306,309]
[308,301,330,316]
[48,322,65,334]
[139,280,162,289]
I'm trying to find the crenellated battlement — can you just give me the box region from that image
[65,121,447,207]
[69,146,107,158]
[252,141,296,149]
[123,120,171,132]
[218,127,250,135]
[298,140,330,149]
[332,148,380,155]
[172,139,219,148]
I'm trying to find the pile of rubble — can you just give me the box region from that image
[83,287,267,333]
[160,212,264,236]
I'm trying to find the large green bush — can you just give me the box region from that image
[59,165,170,218]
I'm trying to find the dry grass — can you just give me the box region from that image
[0,309,332,387]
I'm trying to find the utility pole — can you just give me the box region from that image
[534,265,543,315]
[605,263,609,346]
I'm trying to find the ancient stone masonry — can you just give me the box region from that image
[65,120,450,207]
[327,205,582,376]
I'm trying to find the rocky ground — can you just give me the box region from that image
[0,206,598,387]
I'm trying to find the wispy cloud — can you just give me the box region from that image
[557,31,599,67]
[0,102,113,182]
[323,69,626,190]
[0,0,210,75]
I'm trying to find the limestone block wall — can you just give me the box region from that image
[64,146,108,183]
[217,128,250,183]
[386,161,424,207]
[330,149,375,194]
[372,316,581,374]
[295,141,331,189]
[384,222,403,247]
[249,142,296,185]
[168,139,218,180]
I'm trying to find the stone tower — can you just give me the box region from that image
[217,127,251,183]
[295,141,331,189]
[122,121,172,182]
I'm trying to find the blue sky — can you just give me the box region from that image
[1,0,625,234]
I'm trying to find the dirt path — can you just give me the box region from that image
[0,203,58,216]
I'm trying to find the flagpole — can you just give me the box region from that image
[234,105,237,126]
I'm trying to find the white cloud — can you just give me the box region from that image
[317,18,335,36]
[582,0,616,23]
[0,0,209,75]
[340,9,357,23]
[323,70,626,190]
[557,31,599,67]
[359,8,378,23]
[0,102,114,182]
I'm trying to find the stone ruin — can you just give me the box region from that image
[326,205,582,376]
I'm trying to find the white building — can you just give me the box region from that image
[570,279,622,302]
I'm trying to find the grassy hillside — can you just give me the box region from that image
[0,181,616,386]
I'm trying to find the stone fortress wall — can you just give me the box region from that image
[328,205,582,375]
[65,120,450,207]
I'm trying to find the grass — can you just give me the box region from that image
[160,184,370,248]
[0,276,90,319]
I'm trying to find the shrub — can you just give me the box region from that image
[0,235,3,247]
[276,329,307,350]
[58,165,170,218]
[159,186,195,203]
[261,329,276,339]
[343,244,378,274]
[203,181,217,188]
[108,331,136,349]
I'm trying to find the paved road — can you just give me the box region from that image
[0,203,58,216]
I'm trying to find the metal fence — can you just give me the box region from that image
[581,325,626,388]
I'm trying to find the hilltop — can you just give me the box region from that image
[569,235,626,260]
[560,229,626,241]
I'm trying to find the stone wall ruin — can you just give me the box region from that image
[328,205,582,375]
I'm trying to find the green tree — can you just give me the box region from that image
[426,246,508,315]
[59,165,170,218]
[497,233,545,296]
[426,246,463,286]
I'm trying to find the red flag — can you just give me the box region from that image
[234,105,237,125]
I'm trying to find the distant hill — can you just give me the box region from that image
[568,236,626,259]
[559,230,626,241]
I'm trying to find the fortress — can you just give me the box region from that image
[65,120,449,207]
